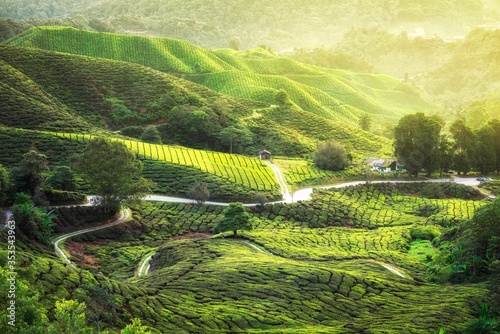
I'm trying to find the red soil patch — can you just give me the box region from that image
[172,232,212,240]
[65,240,111,268]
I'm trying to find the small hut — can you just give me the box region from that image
[258,149,272,160]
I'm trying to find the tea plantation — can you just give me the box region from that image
[42,182,491,333]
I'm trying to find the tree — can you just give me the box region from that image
[74,138,153,212]
[47,299,93,334]
[12,149,49,196]
[188,182,210,205]
[219,126,253,154]
[475,125,496,176]
[359,113,372,131]
[121,318,152,334]
[438,134,453,177]
[450,119,476,175]
[12,193,55,244]
[215,202,252,236]
[0,163,9,205]
[488,118,500,172]
[313,141,350,171]
[275,89,289,106]
[394,113,442,177]
[46,166,77,191]
[140,125,162,144]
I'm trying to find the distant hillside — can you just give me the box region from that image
[4,26,438,133]
[413,28,500,107]
[0,0,489,49]
[0,43,391,158]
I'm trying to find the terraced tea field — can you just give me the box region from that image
[57,182,489,333]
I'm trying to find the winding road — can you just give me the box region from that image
[46,163,483,278]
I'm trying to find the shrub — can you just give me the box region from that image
[410,225,442,241]
[313,141,350,171]
[121,126,144,138]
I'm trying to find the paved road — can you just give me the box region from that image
[53,208,131,266]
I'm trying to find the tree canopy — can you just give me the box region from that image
[215,202,252,236]
[394,113,442,176]
[74,138,153,211]
[313,141,350,171]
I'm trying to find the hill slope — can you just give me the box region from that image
[0,43,392,158]
[4,26,438,131]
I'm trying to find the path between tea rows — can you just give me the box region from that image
[51,163,481,278]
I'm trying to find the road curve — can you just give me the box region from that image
[53,208,131,266]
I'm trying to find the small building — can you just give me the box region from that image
[258,149,272,160]
[365,158,404,173]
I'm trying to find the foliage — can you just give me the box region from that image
[121,318,152,334]
[47,299,93,334]
[11,149,49,196]
[188,182,210,205]
[140,125,162,144]
[463,303,499,334]
[359,113,371,131]
[73,137,153,212]
[12,193,55,244]
[219,125,253,154]
[215,202,252,236]
[450,120,477,175]
[394,113,442,176]
[0,163,9,205]
[46,166,78,191]
[410,225,442,241]
[313,141,350,171]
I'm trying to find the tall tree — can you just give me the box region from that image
[450,120,476,175]
[46,166,77,191]
[188,182,210,205]
[74,138,153,212]
[475,125,496,176]
[438,134,453,177]
[359,113,372,131]
[488,119,500,173]
[219,126,253,154]
[47,299,93,334]
[215,202,252,236]
[12,150,49,196]
[0,163,9,205]
[393,113,442,177]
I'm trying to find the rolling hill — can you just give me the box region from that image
[4,26,438,132]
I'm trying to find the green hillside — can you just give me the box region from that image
[0,43,392,158]
[4,26,438,131]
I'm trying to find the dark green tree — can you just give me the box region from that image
[394,113,442,177]
[46,166,77,191]
[219,126,253,154]
[438,134,453,177]
[188,182,210,205]
[74,138,153,212]
[275,90,289,106]
[450,119,476,175]
[313,141,350,171]
[140,125,162,144]
[12,150,49,196]
[12,193,54,244]
[475,125,496,176]
[359,113,372,131]
[215,202,252,236]
[0,163,9,205]
[488,118,500,173]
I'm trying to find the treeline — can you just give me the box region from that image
[394,113,500,176]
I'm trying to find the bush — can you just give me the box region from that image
[121,126,144,138]
[410,225,442,241]
[313,141,350,171]
[44,189,87,205]
[422,183,445,199]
